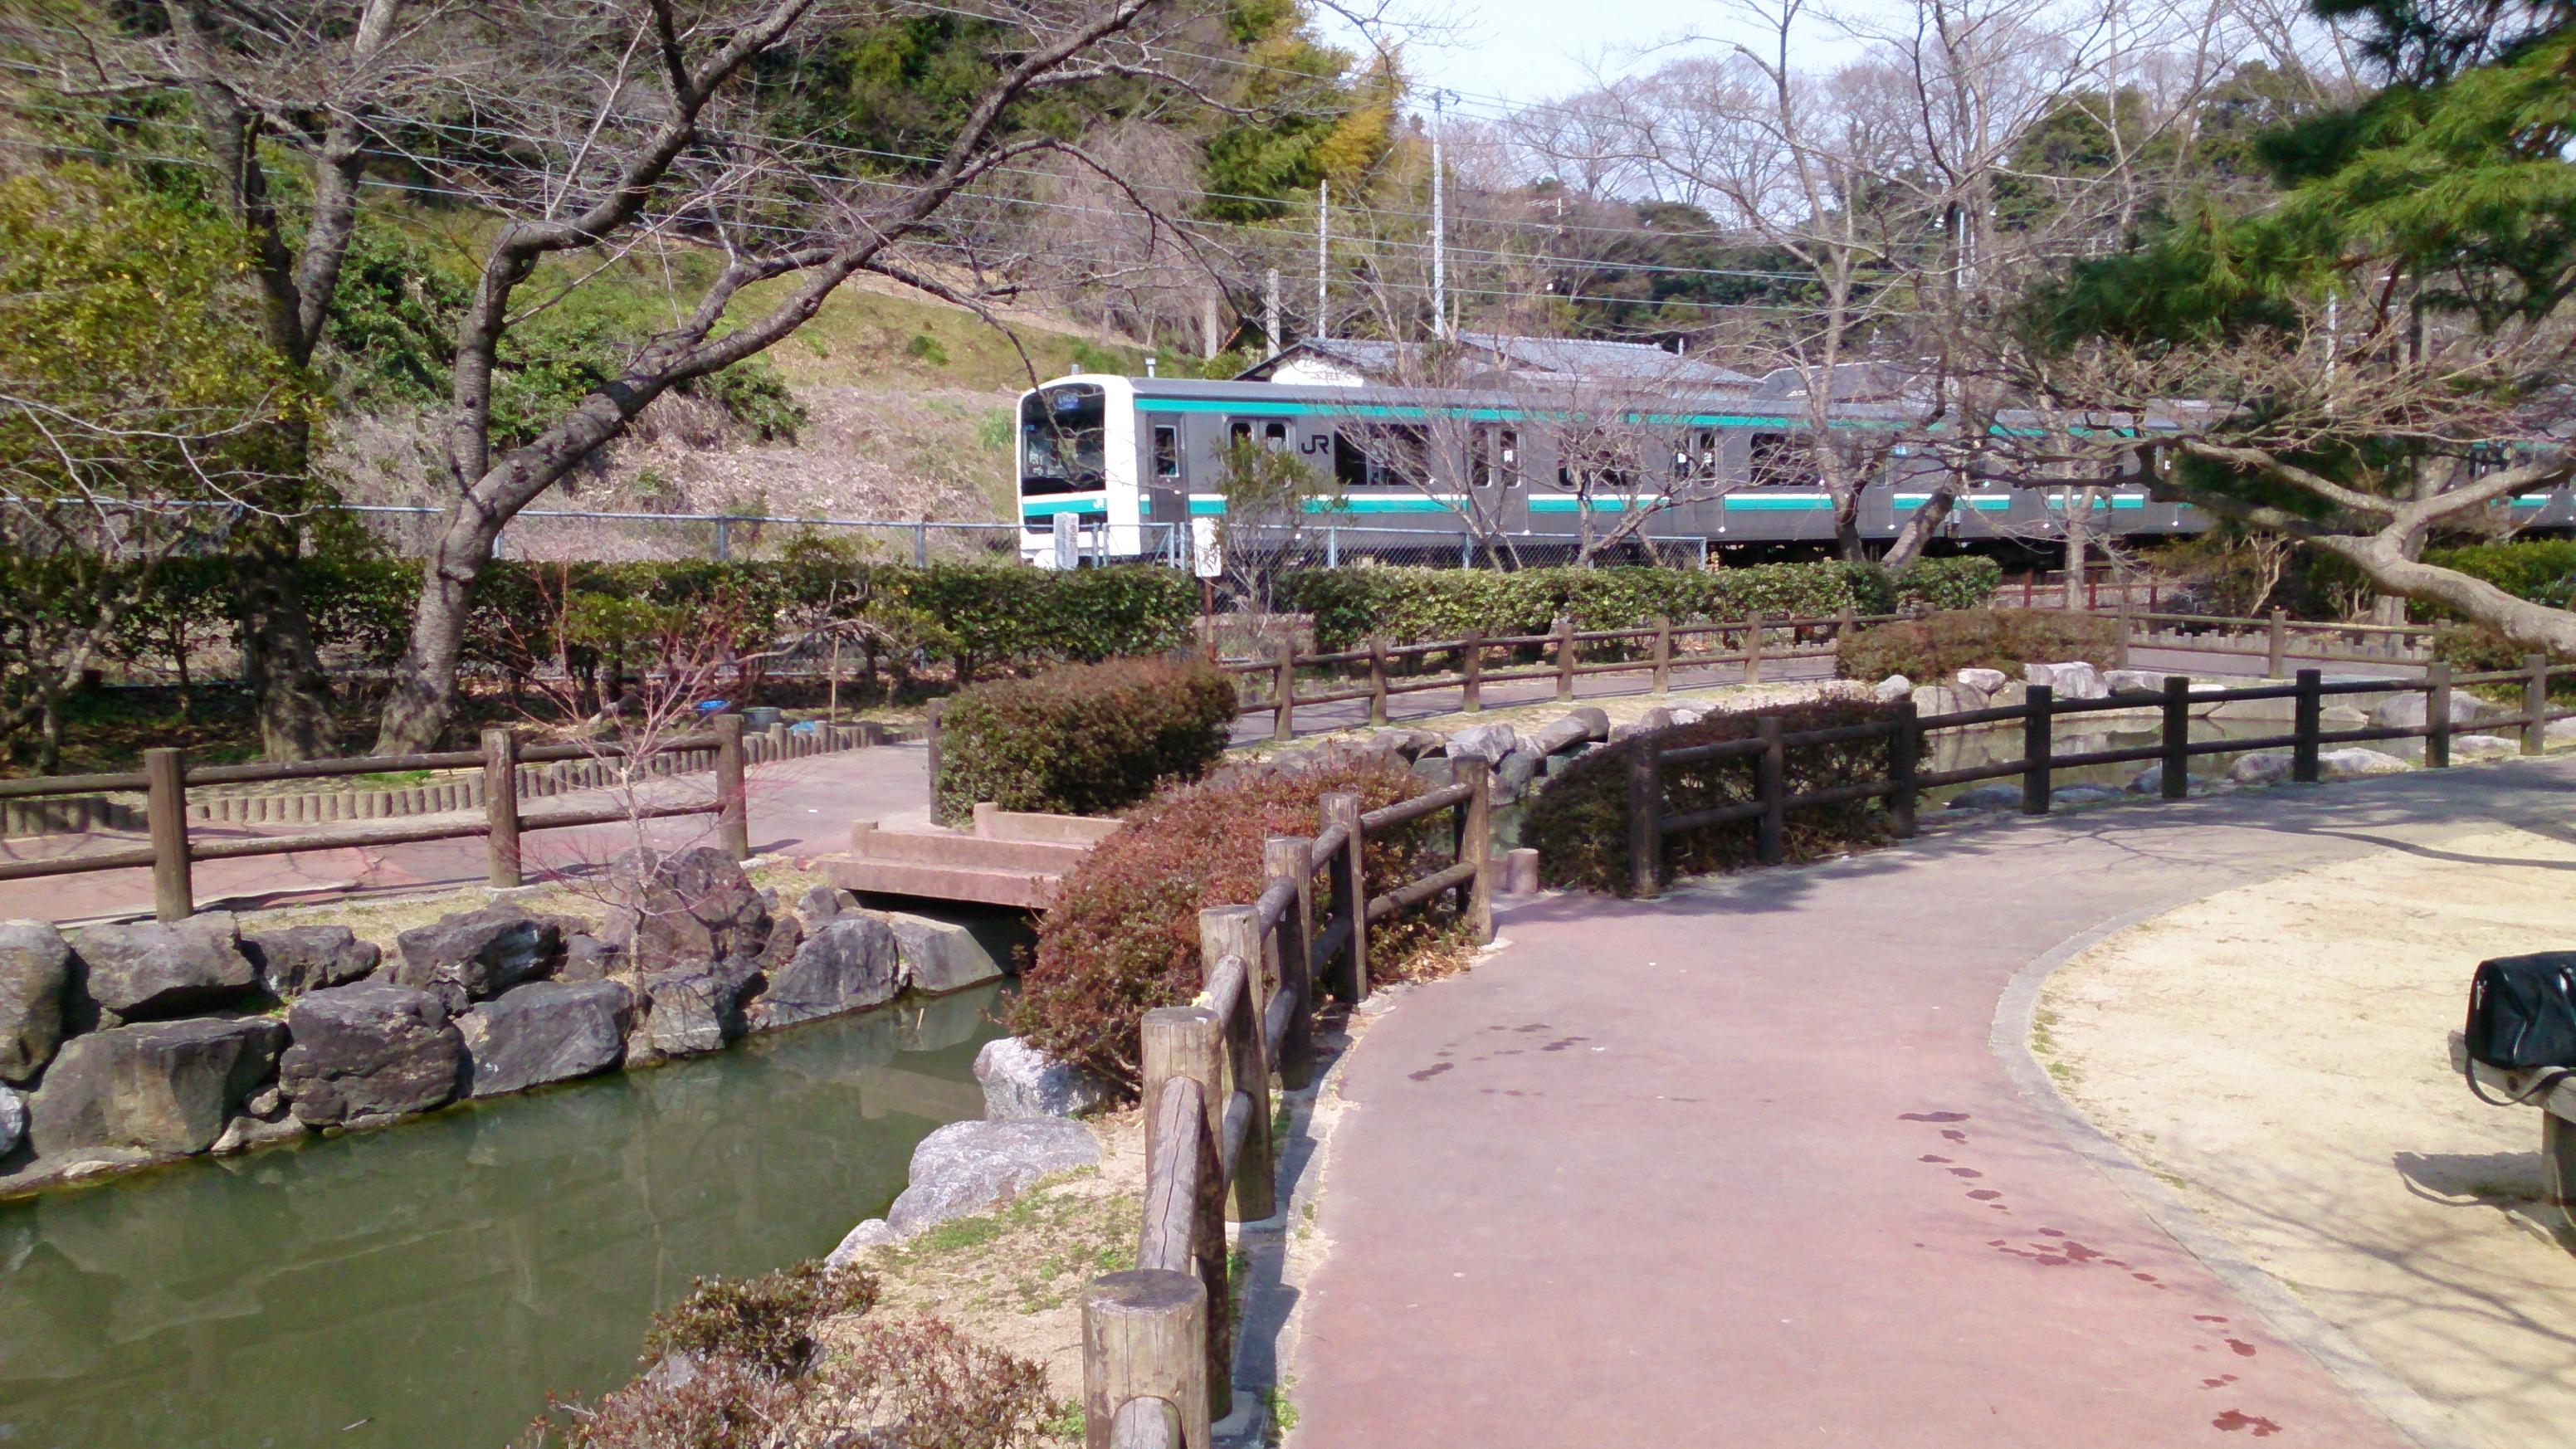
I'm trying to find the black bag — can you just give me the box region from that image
[2464,952,2576,1104]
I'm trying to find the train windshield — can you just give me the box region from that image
[1022,384,1106,495]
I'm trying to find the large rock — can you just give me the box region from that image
[634,960,760,1058]
[2450,733,2520,760]
[558,934,622,982]
[0,920,70,1083]
[1956,667,2008,694]
[457,980,633,1097]
[825,1218,897,1266]
[2230,751,2294,787]
[1496,749,1544,797]
[2023,661,2107,700]
[1442,722,1522,764]
[68,913,257,1022]
[1910,683,1981,716]
[1871,674,1914,704]
[388,905,560,1012]
[886,913,1006,995]
[974,1036,1114,1120]
[883,1117,1100,1238]
[750,915,900,1030]
[278,983,464,1127]
[0,1083,22,1156]
[612,846,772,973]
[1527,708,1611,756]
[2050,783,2125,808]
[242,925,381,998]
[1947,783,2021,812]
[2373,691,2492,730]
[2320,747,2412,780]
[2104,669,2174,695]
[27,1017,285,1156]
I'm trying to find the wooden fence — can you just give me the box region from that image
[1080,758,1495,1449]
[1222,604,2454,742]
[0,718,758,921]
[1622,657,2574,896]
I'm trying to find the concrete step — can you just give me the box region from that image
[823,855,1061,910]
[847,821,1091,872]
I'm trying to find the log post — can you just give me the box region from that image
[1461,631,1484,713]
[1755,715,1787,864]
[1888,700,1920,838]
[1084,1266,1212,1449]
[1743,610,1765,685]
[1321,792,1367,1000]
[1200,905,1274,1223]
[2266,608,2288,679]
[1651,615,1672,695]
[144,747,193,922]
[1451,756,1494,942]
[1264,836,1317,1089]
[2161,676,2192,799]
[1367,637,1388,725]
[481,729,521,889]
[1272,640,1295,744]
[1627,734,1661,897]
[2022,684,2055,814]
[715,714,750,859]
[2425,662,2453,769]
[1139,1009,1228,1408]
[2525,654,2550,756]
[1554,617,1577,702]
[2292,669,2322,783]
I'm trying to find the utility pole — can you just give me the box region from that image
[1315,180,1329,339]
[1264,267,1281,354]
[1430,91,1450,339]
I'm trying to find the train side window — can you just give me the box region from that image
[1499,428,1520,487]
[1262,421,1290,451]
[1749,432,1805,488]
[1228,420,1253,449]
[1334,432,1370,489]
[1151,424,1181,481]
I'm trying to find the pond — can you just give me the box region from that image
[0,983,1005,1449]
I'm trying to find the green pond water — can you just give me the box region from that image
[0,983,1005,1449]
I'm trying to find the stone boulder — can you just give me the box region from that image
[242,925,381,998]
[278,983,465,1127]
[2103,669,2173,696]
[886,913,1006,995]
[0,1083,22,1157]
[1443,722,1521,764]
[2451,734,2520,760]
[973,1036,1114,1121]
[27,1016,286,1157]
[2372,691,2491,730]
[2050,783,2125,808]
[69,913,258,1022]
[2320,747,2412,780]
[1989,680,2031,710]
[1871,674,1914,704]
[749,915,900,1031]
[2550,718,2576,749]
[1527,708,1610,756]
[795,885,854,928]
[1946,783,2021,812]
[388,905,560,1012]
[2126,764,2232,798]
[825,1218,897,1266]
[457,980,634,1097]
[0,920,70,1083]
[558,934,622,982]
[883,1117,1100,1238]
[1666,705,1710,727]
[1910,683,1982,717]
[2023,661,2107,700]
[612,846,772,973]
[1956,667,2008,695]
[1496,749,1544,797]
[2230,751,2294,787]
[633,960,760,1058]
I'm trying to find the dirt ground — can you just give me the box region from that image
[2037,825,2576,1449]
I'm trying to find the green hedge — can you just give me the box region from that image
[2419,539,2576,615]
[932,657,1237,825]
[1274,558,2001,652]
[1836,609,2120,682]
[1524,698,1902,897]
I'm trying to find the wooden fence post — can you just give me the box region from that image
[1367,637,1388,725]
[1837,602,1856,639]
[1452,756,1494,940]
[715,715,750,859]
[2266,608,2288,679]
[1651,615,1672,695]
[2022,684,2055,814]
[2160,677,2192,799]
[1626,735,1662,898]
[1888,700,1920,837]
[1461,632,1484,713]
[1743,611,1765,685]
[2426,662,2453,768]
[925,697,945,793]
[1200,905,1274,1223]
[2292,669,2322,783]
[1138,1009,1228,1418]
[1082,1269,1209,1449]
[1320,792,1367,999]
[481,729,522,889]
[1264,837,1317,1089]
[1272,641,1295,744]
[1755,715,1787,864]
[1554,617,1577,702]
[2525,654,2550,756]
[144,747,193,922]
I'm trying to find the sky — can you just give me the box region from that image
[1354,0,1861,120]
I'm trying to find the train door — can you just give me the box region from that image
[1468,421,1528,531]
[1141,412,1184,534]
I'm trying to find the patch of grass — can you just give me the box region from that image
[1261,1381,1300,1442]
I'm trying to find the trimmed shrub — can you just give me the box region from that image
[2421,539,2576,613]
[643,1261,881,1378]
[1836,608,2120,682]
[1007,754,1445,1093]
[1892,556,2004,613]
[2431,622,2576,702]
[933,657,1236,824]
[1525,699,1903,897]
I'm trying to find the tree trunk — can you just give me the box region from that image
[1832,489,1868,563]
[2064,489,2092,612]
[1882,476,1963,572]
[2310,533,2576,654]
[371,511,497,755]
[234,524,338,761]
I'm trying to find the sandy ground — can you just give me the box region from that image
[2037,824,2576,1449]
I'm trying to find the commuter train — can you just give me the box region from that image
[1012,372,2576,565]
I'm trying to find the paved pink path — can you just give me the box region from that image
[1290,760,2576,1447]
[0,744,933,923]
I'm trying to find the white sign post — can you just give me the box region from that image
[1051,511,1079,570]
[1190,516,1223,579]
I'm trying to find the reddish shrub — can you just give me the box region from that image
[1837,608,2117,681]
[1007,752,1444,1093]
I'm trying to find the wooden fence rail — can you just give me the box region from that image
[1623,656,2574,897]
[0,718,755,920]
[1082,758,1494,1447]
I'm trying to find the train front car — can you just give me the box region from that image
[1017,375,1147,566]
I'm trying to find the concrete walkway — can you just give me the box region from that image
[1288,759,2576,1448]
